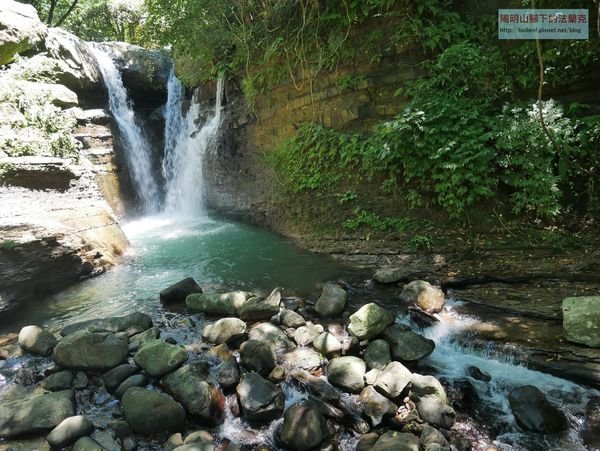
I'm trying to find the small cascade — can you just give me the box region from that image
[162,75,224,217]
[91,46,160,214]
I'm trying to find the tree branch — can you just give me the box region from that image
[54,0,79,27]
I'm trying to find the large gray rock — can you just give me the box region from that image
[373,267,411,284]
[0,80,78,108]
[248,322,295,354]
[582,397,600,450]
[101,364,138,392]
[18,325,57,356]
[185,292,246,316]
[239,288,282,321]
[364,339,391,370]
[359,386,397,426]
[160,277,203,304]
[236,372,284,423]
[289,369,340,404]
[383,325,435,362]
[312,332,342,357]
[347,303,395,340]
[217,357,240,389]
[133,340,188,377]
[0,390,74,438]
[373,361,412,399]
[161,364,225,426]
[371,431,420,451]
[46,415,94,449]
[562,296,600,347]
[279,401,329,450]
[280,309,306,328]
[122,387,186,435]
[0,0,47,66]
[41,370,74,391]
[327,356,366,393]
[280,348,323,371]
[240,340,276,376]
[44,28,102,92]
[410,373,448,405]
[409,372,454,428]
[400,280,445,314]
[202,318,246,345]
[508,385,568,433]
[53,331,128,371]
[314,282,346,317]
[294,324,324,346]
[73,436,106,451]
[114,374,148,399]
[61,312,152,336]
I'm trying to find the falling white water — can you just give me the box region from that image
[91,46,160,213]
[162,74,224,217]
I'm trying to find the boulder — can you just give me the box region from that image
[174,444,214,451]
[61,312,152,336]
[0,79,78,108]
[364,339,392,371]
[247,321,294,354]
[280,309,306,328]
[294,324,324,346]
[373,267,411,284]
[359,386,397,426]
[217,357,240,389]
[508,385,568,433]
[41,370,74,391]
[280,348,323,372]
[467,365,491,382]
[383,325,435,362]
[239,288,282,321]
[374,361,412,399]
[160,277,203,304]
[347,303,395,340]
[327,356,366,393]
[582,397,600,450]
[46,415,94,449]
[0,0,47,66]
[129,326,160,352]
[202,318,246,345]
[236,372,284,423]
[420,425,450,449]
[133,341,188,377]
[314,282,346,317]
[400,280,445,314]
[114,374,148,399]
[312,332,342,357]
[371,431,420,451]
[240,340,276,376]
[122,387,186,435]
[410,373,454,429]
[73,436,106,450]
[52,330,128,370]
[102,364,138,392]
[279,401,329,450]
[562,296,600,347]
[161,364,225,425]
[408,306,439,328]
[289,369,341,404]
[185,292,244,316]
[0,390,74,438]
[410,373,448,405]
[44,28,102,92]
[356,433,379,451]
[18,325,57,356]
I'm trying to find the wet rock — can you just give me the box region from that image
[128,326,160,352]
[0,0,47,66]
[347,303,394,340]
[240,340,276,376]
[400,280,445,314]
[218,357,241,390]
[114,374,148,399]
[371,431,419,451]
[248,322,295,354]
[174,444,214,451]
[165,433,184,451]
[268,365,286,383]
[508,385,567,433]
[467,365,491,382]
[101,364,138,392]
[383,325,435,362]
[133,340,188,377]
[161,364,225,425]
[327,356,366,393]
[73,436,107,450]
[289,369,340,404]
[61,312,152,337]
[18,325,57,356]
[408,306,439,328]
[53,330,128,371]
[359,386,397,426]
[41,370,74,391]
[420,424,449,449]
[0,390,74,438]
[373,267,411,284]
[185,292,244,316]
[356,432,379,451]
[236,372,284,423]
[313,332,342,357]
[280,309,306,328]
[364,339,391,370]
[294,324,324,346]
[184,430,213,444]
[239,288,282,321]
[209,343,233,361]
[450,379,480,414]
[410,373,454,429]
[160,277,203,303]
[374,361,412,399]
[279,401,329,450]
[365,368,381,385]
[582,396,600,449]
[46,415,94,448]
[202,318,247,345]
[281,347,323,371]
[73,371,88,389]
[314,282,347,317]
[411,374,448,404]
[562,296,600,347]
[122,387,186,435]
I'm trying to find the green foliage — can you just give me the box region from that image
[342,208,426,233]
[0,240,23,252]
[407,235,433,251]
[337,74,367,91]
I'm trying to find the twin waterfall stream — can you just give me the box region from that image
[0,49,597,451]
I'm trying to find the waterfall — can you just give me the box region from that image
[162,74,224,217]
[91,46,160,214]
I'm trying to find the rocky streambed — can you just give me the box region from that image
[1,276,598,451]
